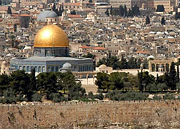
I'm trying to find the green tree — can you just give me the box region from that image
[175,12,180,20]
[27,68,37,101]
[105,8,109,16]
[56,72,75,94]
[97,56,120,69]
[176,61,180,83]
[71,10,76,15]
[52,3,56,12]
[142,71,155,91]
[68,82,85,100]
[124,5,127,17]
[127,57,138,69]
[37,72,58,99]
[156,5,165,12]
[0,74,10,96]
[95,72,110,92]
[57,5,64,16]
[119,5,124,16]
[109,72,124,90]
[132,5,140,16]
[7,6,12,14]
[146,83,157,93]
[127,9,133,17]
[2,88,17,104]
[146,16,150,25]
[110,6,113,15]
[157,83,168,91]
[161,17,166,25]
[9,70,30,96]
[83,53,95,59]
[119,55,128,69]
[169,62,177,90]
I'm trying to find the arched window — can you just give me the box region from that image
[47,66,51,72]
[35,66,37,72]
[42,66,45,72]
[51,66,54,72]
[38,66,41,72]
[27,66,30,72]
[55,66,59,72]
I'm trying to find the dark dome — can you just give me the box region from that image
[37,10,57,22]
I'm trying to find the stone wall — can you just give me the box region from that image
[0,100,180,129]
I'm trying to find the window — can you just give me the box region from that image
[38,66,41,72]
[55,66,59,72]
[27,66,30,72]
[51,66,54,72]
[47,66,50,72]
[42,66,45,72]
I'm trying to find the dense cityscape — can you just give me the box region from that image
[1,0,180,128]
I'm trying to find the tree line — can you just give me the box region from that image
[105,5,140,17]
[96,61,180,94]
[52,3,64,16]
[97,56,148,70]
[0,70,87,103]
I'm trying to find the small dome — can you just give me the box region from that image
[99,64,107,69]
[37,10,57,22]
[62,62,72,70]
[147,55,155,60]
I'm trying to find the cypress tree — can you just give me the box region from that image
[169,62,177,90]
[58,5,62,16]
[138,70,143,92]
[27,68,36,101]
[105,8,109,16]
[161,17,166,25]
[52,3,56,12]
[146,16,150,24]
[177,63,179,82]
[7,6,12,14]
[119,5,124,16]
[124,5,127,17]
[110,6,113,16]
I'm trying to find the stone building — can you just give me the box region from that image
[148,59,175,72]
[142,0,178,12]
[109,0,142,9]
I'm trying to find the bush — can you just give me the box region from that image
[2,88,17,104]
[95,93,104,100]
[49,93,64,102]
[17,94,28,102]
[106,91,149,101]
[32,93,42,102]
[153,95,162,100]
[163,93,175,100]
[88,92,94,99]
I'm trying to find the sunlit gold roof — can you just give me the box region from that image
[34,24,69,48]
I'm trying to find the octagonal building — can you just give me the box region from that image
[10,25,94,73]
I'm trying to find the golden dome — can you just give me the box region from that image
[34,24,69,47]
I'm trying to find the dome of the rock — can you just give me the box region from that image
[34,24,69,48]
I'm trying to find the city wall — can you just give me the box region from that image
[0,100,180,129]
